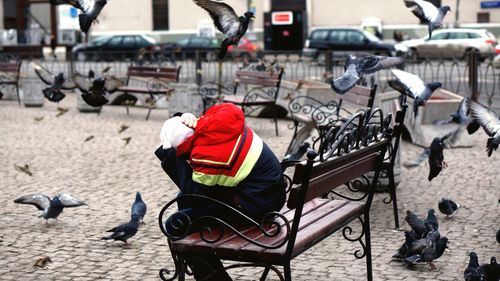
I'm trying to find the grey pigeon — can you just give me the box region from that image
[469,101,500,157]
[131,192,147,224]
[331,54,404,94]
[193,0,254,60]
[50,0,107,34]
[281,142,311,170]
[14,193,86,224]
[404,234,448,269]
[405,209,439,239]
[391,69,442,117]
[433,98,481,134]
[101,214,140,246]
[404,134,450,181]
[464,252,485,281]
[33,63,76,103]
[438,197,461,218]
[393,230,418,260]
[404,0,451,40]
[74,70,122,107]
[480,257,500,281]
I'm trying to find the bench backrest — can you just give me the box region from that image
[234,69,284,96]
[127,65,181,82]
[0,61,21,82]
[338,84,377,109]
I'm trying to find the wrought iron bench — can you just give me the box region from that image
[198,68,284,136]
[158,108,393,281]
[0,59,22,104]
[117,65,181,120]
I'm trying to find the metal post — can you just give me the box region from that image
[217,60,223,102]
[324,50,333,83]
[468,50,479,102]
[195,50,202,86]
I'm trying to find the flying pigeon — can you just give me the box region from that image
[464,252,485,281]
[101,214,140,246]
[33,63,76,103]
[390,69,442,117]
[438,197,461,218]
[50,0,107,34]
[404,134,450,181]
[468,101,500,157]
[193,0,255,60]
[14,193,86,224]
[74,70,122,107]
[480,257,500,281]
[404,233,448,269]
[433,98,481,134]
[404,0,451,40]
[131,192,147,224]
[331,55,404,94]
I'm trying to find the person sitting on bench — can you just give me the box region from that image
[155,103,286,281]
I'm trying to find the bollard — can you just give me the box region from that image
[467,49,479,102]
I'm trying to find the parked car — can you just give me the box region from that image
[402,28,497,61]
[227,38,263,60]
[163,36,220,61]
[303,27,407,58]
[72,34,158,61]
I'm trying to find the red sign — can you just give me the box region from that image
[272,11,293,25]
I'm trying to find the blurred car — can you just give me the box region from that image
[402,28,497,61]
[227,38,263,60]
[72,34,157,61]
[303,27,407,58]
[163,36,220,60]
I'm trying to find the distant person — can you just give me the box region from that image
[393,31,403,42]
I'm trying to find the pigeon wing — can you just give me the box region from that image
[405,211,427,237]
[14,194,51,211]
[104,76,124,93]
[33,63,55,86]
[360,56,404,74]
[404,148,430,167]
[57,193,86,207]
[73,72,91,93]
[469,101,500,137]
[193,0,239,34]
[411,0,439,22]
[331,64,361,95]
[391,69,426,99]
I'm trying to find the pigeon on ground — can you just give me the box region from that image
[468,101,500,157]
[50,0,107,34]
[331,55,404,95]
[480,257,500,281]
[438,197,461,218]
[101,214,140,246]
[405,209,439,238]
[118,124,129,134]
[404,233,448,269]
[14,193,86,224]
[33,256,52,269]
[403,0,451,40]
[390,69,442,117]
[393,230,418,260]
[193,0,255,60]
[131,192,147,224]
[464,252,485,281]
[73,70,123,107]
[33,63,76,103]
[14,164,33,176]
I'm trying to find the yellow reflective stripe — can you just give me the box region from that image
[192,133,263,187]
[191,134,243,166]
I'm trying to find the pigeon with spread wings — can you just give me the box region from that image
[404,0,451,40]
[14,193,86,225]
[74,69,123,107]
[404,133,450,181]
[331,54,404,94]
[33,63,76,103]
[50,0,107,34]
[390,69,442,117]
[193,0,254,60]
[469,100,500,157]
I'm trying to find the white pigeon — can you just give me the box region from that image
[404,0,451,40]
[469,101,500,157]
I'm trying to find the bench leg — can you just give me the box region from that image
[146,107,152,121]
[260,266,270,281]
[274,111,279,136]
[283,263,291,281]
[16,86,20,105]
[363,213,373,281]
[388,169,400,229]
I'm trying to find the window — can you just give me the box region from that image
[448,32,469,40]
[346,31,364,44]
[468,33,482,39]
[430,33,448,40]
[329,30,347,43]
[311,30,329,40]
[190,37,209,47]
[477,12,490,23]
[108,36,123,47]
[153,0,169,30]
[122,36,137,47]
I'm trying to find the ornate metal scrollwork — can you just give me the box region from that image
[341,217,367,259]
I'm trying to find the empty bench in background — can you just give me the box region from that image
[117,65,181,120]
[158,108,394,281]
[198,68,284,136]
[0,59,22,104]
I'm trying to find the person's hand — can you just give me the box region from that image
[180,113,198,129]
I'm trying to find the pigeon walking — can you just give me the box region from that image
[131,192,147,224]
[101,215,140,246]
[464,252,485,281]
[404,233,448,269]
[480,257,500,281]
[468,101,500,157]
[74,70,122,107]
[33,63,76,103]
[14,193,86,224]
[193,0,254,60]
[438,197,461,218]
[405,209,439,238]
[50,0,107,34]
[331,55,404,94]
[390,69,442,117]
[403,0,451,40]
[393,230,418,260]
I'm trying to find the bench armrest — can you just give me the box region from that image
[158,194,290,249]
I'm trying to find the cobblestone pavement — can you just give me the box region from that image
[0,95,498,281]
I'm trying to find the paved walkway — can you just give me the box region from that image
[0,94,498,280]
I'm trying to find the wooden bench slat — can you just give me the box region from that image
[117,86,171,94]
[222,95,275,106]
[237,77,280,87]
[236,70,280,79]
[349,86,372,96]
